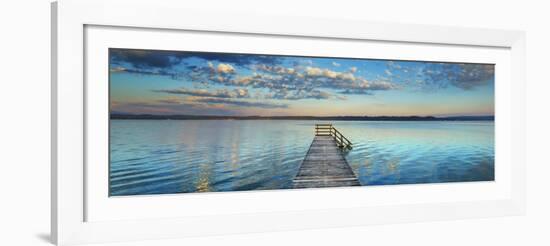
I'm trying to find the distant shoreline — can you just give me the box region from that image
[110,114,494,121]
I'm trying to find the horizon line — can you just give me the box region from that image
[110,113,494,117]
[110,113,495,120]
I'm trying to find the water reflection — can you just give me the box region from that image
[385,158,400,174]
[110,120,494,196]
[195,163,211,192]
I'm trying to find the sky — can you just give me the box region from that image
[109,48,495,117]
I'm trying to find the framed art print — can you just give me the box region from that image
[107,48,496,196]
[52,0,525,245]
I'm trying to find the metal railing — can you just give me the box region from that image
[315,124,353,150]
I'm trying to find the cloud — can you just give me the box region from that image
[111,99,238,115]
[304,66,356,81]
[387,61,401,69]
[112,49,492,94]
[338,79,397,94]
[302,60,313,66]
[113,95,283,115]
[110,49,184,69]
[186,63,397,99]
[305,66,323,77]
[142,92,287,110]
[264,89,341,100]
[154,87,249,98]
[384,61,494,90]
[217,63,235,74]
[110,67,126,73]
[112,49,401,101]
[110,48,281,70]
[254,64,296,75]
[155,97,185,104]
[111,67,180,79]
[191,97,288,109]
[424,63,494,90]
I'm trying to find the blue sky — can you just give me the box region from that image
[109,49,494,117]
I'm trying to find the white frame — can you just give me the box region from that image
[51,0,526,245]
[86,26,513,222]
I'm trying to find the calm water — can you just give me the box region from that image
[109,120,494,196]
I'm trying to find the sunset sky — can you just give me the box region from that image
[109,48,495,117]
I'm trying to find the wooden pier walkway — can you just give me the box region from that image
[292,124,360,189]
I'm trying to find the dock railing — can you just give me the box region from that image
[315,124,353,150]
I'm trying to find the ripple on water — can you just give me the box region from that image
[110,120,494,195]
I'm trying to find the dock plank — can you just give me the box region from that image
[293,135,360,189]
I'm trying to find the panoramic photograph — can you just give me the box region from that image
[109,48,495,196]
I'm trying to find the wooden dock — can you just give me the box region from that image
[292,124,360,189]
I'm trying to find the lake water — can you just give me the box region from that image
[109,120,494,196]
